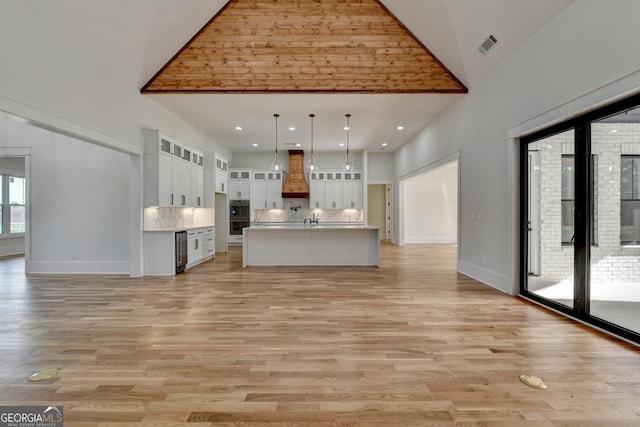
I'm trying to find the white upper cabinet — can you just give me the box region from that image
[266,171,284,209]
[214,154,228,194]
[324,170,344,209]
[252,170,283,209]
[309,169,362,209]
[310,171,325,209]
[143,130,204,208]
[343,171,363,209]
[229,168,252,200]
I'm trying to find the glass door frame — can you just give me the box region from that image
[519,92,640,345]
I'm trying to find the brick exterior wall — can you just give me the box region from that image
[528,124,640,290]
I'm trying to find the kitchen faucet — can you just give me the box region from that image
[304,213,319,224]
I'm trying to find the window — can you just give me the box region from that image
[9,176,26,233]
[0,175,3,234]
[0,174,25,235]
[621,155,640,245]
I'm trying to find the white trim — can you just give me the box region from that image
[397,151,460,181]
[0,241,24,257]
[129,154,144,277]
[366,180,394,185]
[509,138,520,295]
[405,236,457,244]
[0,233,24,240]
[508,69,640,138]
[458,259,511,294]
[397,179,405,246]
[397,150,461,260]
[28,261,130,275]
[0,95,141,155]
[0,148,30,273]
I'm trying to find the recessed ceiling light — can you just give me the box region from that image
[235,126,242,131]
[610,129,618,133]
[252,143,258,147]
[295,143,301,147]
[382,143,388,147]
[339,143,344,147]
[397,126,404,131]
[289,127,295,131]
[344,126,350,131]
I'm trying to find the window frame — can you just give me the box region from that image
[620,155,640,245]
[0,173,26,237]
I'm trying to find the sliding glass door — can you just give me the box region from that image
[589,110,640,335]
[525,130,575,309]
[521,94,640,343]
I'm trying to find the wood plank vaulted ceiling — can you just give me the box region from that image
[142,0,468,94]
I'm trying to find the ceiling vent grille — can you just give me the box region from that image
[479,34,498,54]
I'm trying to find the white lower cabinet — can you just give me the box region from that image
[187,227,215,268]
[187,229,204,268]
[203,227,215,258]
[143,226,214,276]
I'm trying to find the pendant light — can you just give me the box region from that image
[270,113,281,172]
[306,113,317,171]
[342,113,353,172]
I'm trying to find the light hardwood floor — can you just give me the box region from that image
[1,243,639,426]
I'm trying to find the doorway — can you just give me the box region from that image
[402,160,458,244]
[367,184,391,240]
[520,93,640,344]
[0,154,28,274]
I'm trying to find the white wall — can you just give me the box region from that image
[0,2,230,157]
[231,151,364,172]
[0,1,232,274]
[394,0,640,293]
[0,115,131,273]
[404,161,457,244]
[367,152,394,183]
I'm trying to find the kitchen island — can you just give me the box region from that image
[242,224,380,267]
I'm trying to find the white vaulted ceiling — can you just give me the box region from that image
[7,0,574,152]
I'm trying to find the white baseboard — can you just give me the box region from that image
[457,259,512,295]
[27,261,130,275]
[405,236,457,244]
[0,246,25,257]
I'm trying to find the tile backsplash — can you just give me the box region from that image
[144,207,214,230]
[252,199,363,223]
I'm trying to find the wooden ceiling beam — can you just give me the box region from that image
[142,0,467,94]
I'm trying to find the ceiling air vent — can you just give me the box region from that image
[479,34,498,54]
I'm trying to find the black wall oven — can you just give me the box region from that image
[229,200,250,236]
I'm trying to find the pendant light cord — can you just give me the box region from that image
[310,113,315,156]
[345,113,351,157]
[274,113,279,156]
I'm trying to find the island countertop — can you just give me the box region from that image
[243,224,380,267]
[249,223,374,230]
